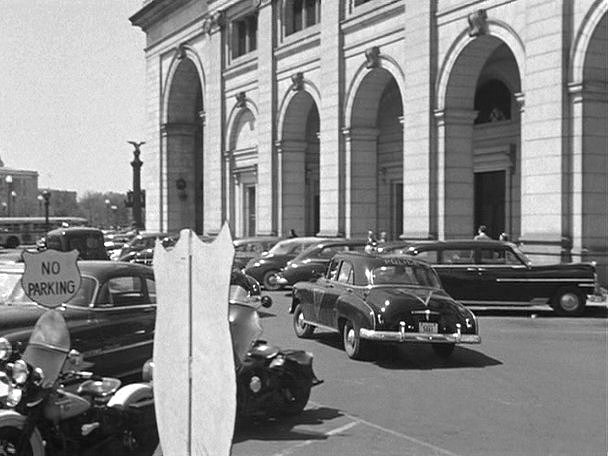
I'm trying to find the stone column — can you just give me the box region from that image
[256,0,277,235]
[520,0,567,248]
[203,12,226,235]
[402,0,435,240]
[317,0,343,237]
[434,109,477,239]
[342,127,379,238]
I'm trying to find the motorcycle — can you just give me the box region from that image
[143,271,322,423]
[0,309,157,456]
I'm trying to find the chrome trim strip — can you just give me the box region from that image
[360,327,481,344]
[302,320,337,333]
[95,339,153,357]
[495,278,594,283]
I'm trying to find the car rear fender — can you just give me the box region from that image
[335,296,374,332]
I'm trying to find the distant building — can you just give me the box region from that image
[0,160,39,217]
[131,0,607,283]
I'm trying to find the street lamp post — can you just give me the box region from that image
[104,199,111,228]
[127,141,145,230]
[42,191,51,231]
[37,194,44,216]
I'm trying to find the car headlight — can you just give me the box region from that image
[0,338,12,361]
[12,359,29,385]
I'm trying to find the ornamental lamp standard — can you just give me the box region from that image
[104,198,111,229]
[37,194,44,216]
[127,141,145,230]
[41,191,51,231]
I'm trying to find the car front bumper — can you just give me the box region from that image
[360,324,481,345]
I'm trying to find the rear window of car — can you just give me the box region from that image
[371,264,441,288]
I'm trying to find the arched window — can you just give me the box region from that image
[474,79,511,124]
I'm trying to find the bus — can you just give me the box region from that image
[0,217,89,248]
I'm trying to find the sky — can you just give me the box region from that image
[0,0,146,197]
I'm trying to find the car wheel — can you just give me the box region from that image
[551,287,586,316]
[293,304,315,338]
[432,343,455,358]
[262,270,281,291]
[0,426,33,456]
[342,320,370,360]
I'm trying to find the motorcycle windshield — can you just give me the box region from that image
[229,303,263,363]
[22,309,71,388]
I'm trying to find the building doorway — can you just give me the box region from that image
[244,185,256,236]
[474,170,505,239]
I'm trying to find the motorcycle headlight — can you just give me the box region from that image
[0,338,12,361]
[6,386,22,408]
[249,376,262,393]
[12,359,29,385]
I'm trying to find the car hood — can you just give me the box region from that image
[0,303,47,341]
[366,287,470,317]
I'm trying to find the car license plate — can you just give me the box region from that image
[419,322,438,334]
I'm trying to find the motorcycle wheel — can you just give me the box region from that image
[280,376,311,416]
[0,427,33,456]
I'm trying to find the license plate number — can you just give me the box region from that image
[419,322,438,334]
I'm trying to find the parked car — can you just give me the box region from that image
[276,239,368,288]
[0,261,156,379]
[44,226,109,260]
[244,237,330,290]
[116,232,170,262]
[233,236,282,270]
[383,239,603,316]
[290,252,481,360]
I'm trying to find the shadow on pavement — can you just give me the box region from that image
[233,406,344,443]
[312,332,502,370]
[468,303,607,319]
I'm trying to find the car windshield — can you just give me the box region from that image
[371,263,441,288]
[268,239,315,256]
[0,273,96,307]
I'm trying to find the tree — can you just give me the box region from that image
[78,191,131,229]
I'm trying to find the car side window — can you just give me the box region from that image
[441,249,475,265]
[480,248,505,264]
[327,259,340,280]
[146,278,156,303]
[337,261,354,284]
[505,250,524,265]
[102,276,148,307]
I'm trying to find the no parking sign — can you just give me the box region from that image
[21,250,81,308]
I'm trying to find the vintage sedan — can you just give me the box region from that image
[277,239,368,288]
[0,261,156,379]
[383,240,603,316]
[244,237,330,290]
[290,252,480,360]
[233,236,282,270]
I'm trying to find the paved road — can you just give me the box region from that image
[231,293,607,456]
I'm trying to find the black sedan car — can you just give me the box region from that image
[244,237,329,290]
[276,239,368,288]
[233,236,282,270]
[290,252,480,360]
[383,240,603,316]
[0,261,156,379]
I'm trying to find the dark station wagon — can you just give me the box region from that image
[0,261,156,379]
[290,252,481,360]
[383,240,602,316]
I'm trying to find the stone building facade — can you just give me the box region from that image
[131,0,607,283]
[0,163,40,217]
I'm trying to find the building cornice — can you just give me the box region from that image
[130,0,192,30]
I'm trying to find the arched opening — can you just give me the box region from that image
[440,36,521,240]
[279,91,320,236]
[228,108,258,237]
[578,12,607,279]
[347,69,403,239]
[165,58,204,234]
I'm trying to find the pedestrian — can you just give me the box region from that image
[474,225,491,240]
[288,229,298,238]
[499,232,509,242]
[378,231,387,244]
[365,230,378,253]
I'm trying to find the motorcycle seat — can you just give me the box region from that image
[248,342,280,359]
[77,377,122,398]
